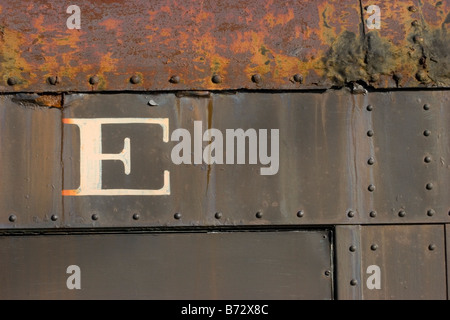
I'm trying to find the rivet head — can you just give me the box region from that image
[369,211,377,218]
[211,74,222,84]
[393,73,403,82]
[324,270,331,277]
[398,210,406,217]
[256,211,263,219]
[51,214,58,221]
[427,209,435,217]
[48,76,58,85]
[371,244,379,251]
[132,213,140,220]
[367,130,374,137]
[347,211,355,218]
[423,104,430,110]
[293,74,303,83]
[416,70,428,82]
[413,35,424,44]
[130,75,141,84]
[424,130,431,137]
[349,245,356,252]
[368,185,376,192]
[368,157,375,165]
[426,183,434,190]
[424,156,432,163]
[350,279,358,286]
[169,75,180,84]
[408,6,418,12]
[89,75,99,85]
[366,105,373,111]
[412,20,420,27]
[7,77,18,86]
[8,214,16,222]
[251,74,262,84]
[91,214,99,221]
[297,210,304,218]
[214,212,222,219]
[174,212,181,220]
[428,244,436,251]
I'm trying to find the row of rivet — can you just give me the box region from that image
[5,73,304,86]
[7,209,449,223]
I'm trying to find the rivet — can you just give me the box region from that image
[169,75,180,84]
[350,279,358,286]
[211,74,222,84]
[48,76,58,85]
[368,184,376,192]
[130,75,141,84]
[323,234,327,239]
[428,244,436,251]
[91,214,99,221]
[393,73,403,82]
[427,209,435,217]
[8,214,16,222]
[424,156,432,163]
[256,211,263,219]
[132,213,140,220]
[51,214,58,221]
[367,130,374,137]
[423,104,430,110]
[293,74,303,83]
[423,130,431,137]
[347,210,355,218]
[251,74,262,84]
[412,20,420,27]
[426,183,434,190]
[349,245,356,252]
[366,105,373,111]
[398,210,406,217]
[215,212,222,219]
[297,210,304,218]
[371,244,378,251]
[414,35,424,44]
[174,212,181,220]
[369,211,377,218]
[416,70,428,82]
[408,6,417,12]
[368,157,375,165]
[324,270,331,277]
[7,77,18,86]
[89,75,99,85]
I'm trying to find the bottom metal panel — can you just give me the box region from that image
[0,230,332,300]
[360,225,446,300]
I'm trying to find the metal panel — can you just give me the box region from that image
[447,224,450,300]
[360,225,446,300]
[61,91,449,228]
[335,226,362,300]
[1,0,448,92]
[0,95,62,228]
[361,0,450,88]
[0,230,332,300]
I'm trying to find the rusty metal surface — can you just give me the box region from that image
[0,95,62,228]
[0,230,332,299]
[335,226,362,300]
[60,91,449,228]
[0,0,447,92]
[360,225,446,300]
[361,0,450,88]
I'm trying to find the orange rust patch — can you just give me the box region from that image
[35,95,62,108]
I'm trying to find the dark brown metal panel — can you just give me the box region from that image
[0,230,332,300]
[360,225,446,300]
[368,91,450,223]
[61,91,449,228]
[447,224,450,300]
[0,95,62,228]
[335,226,362,300]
